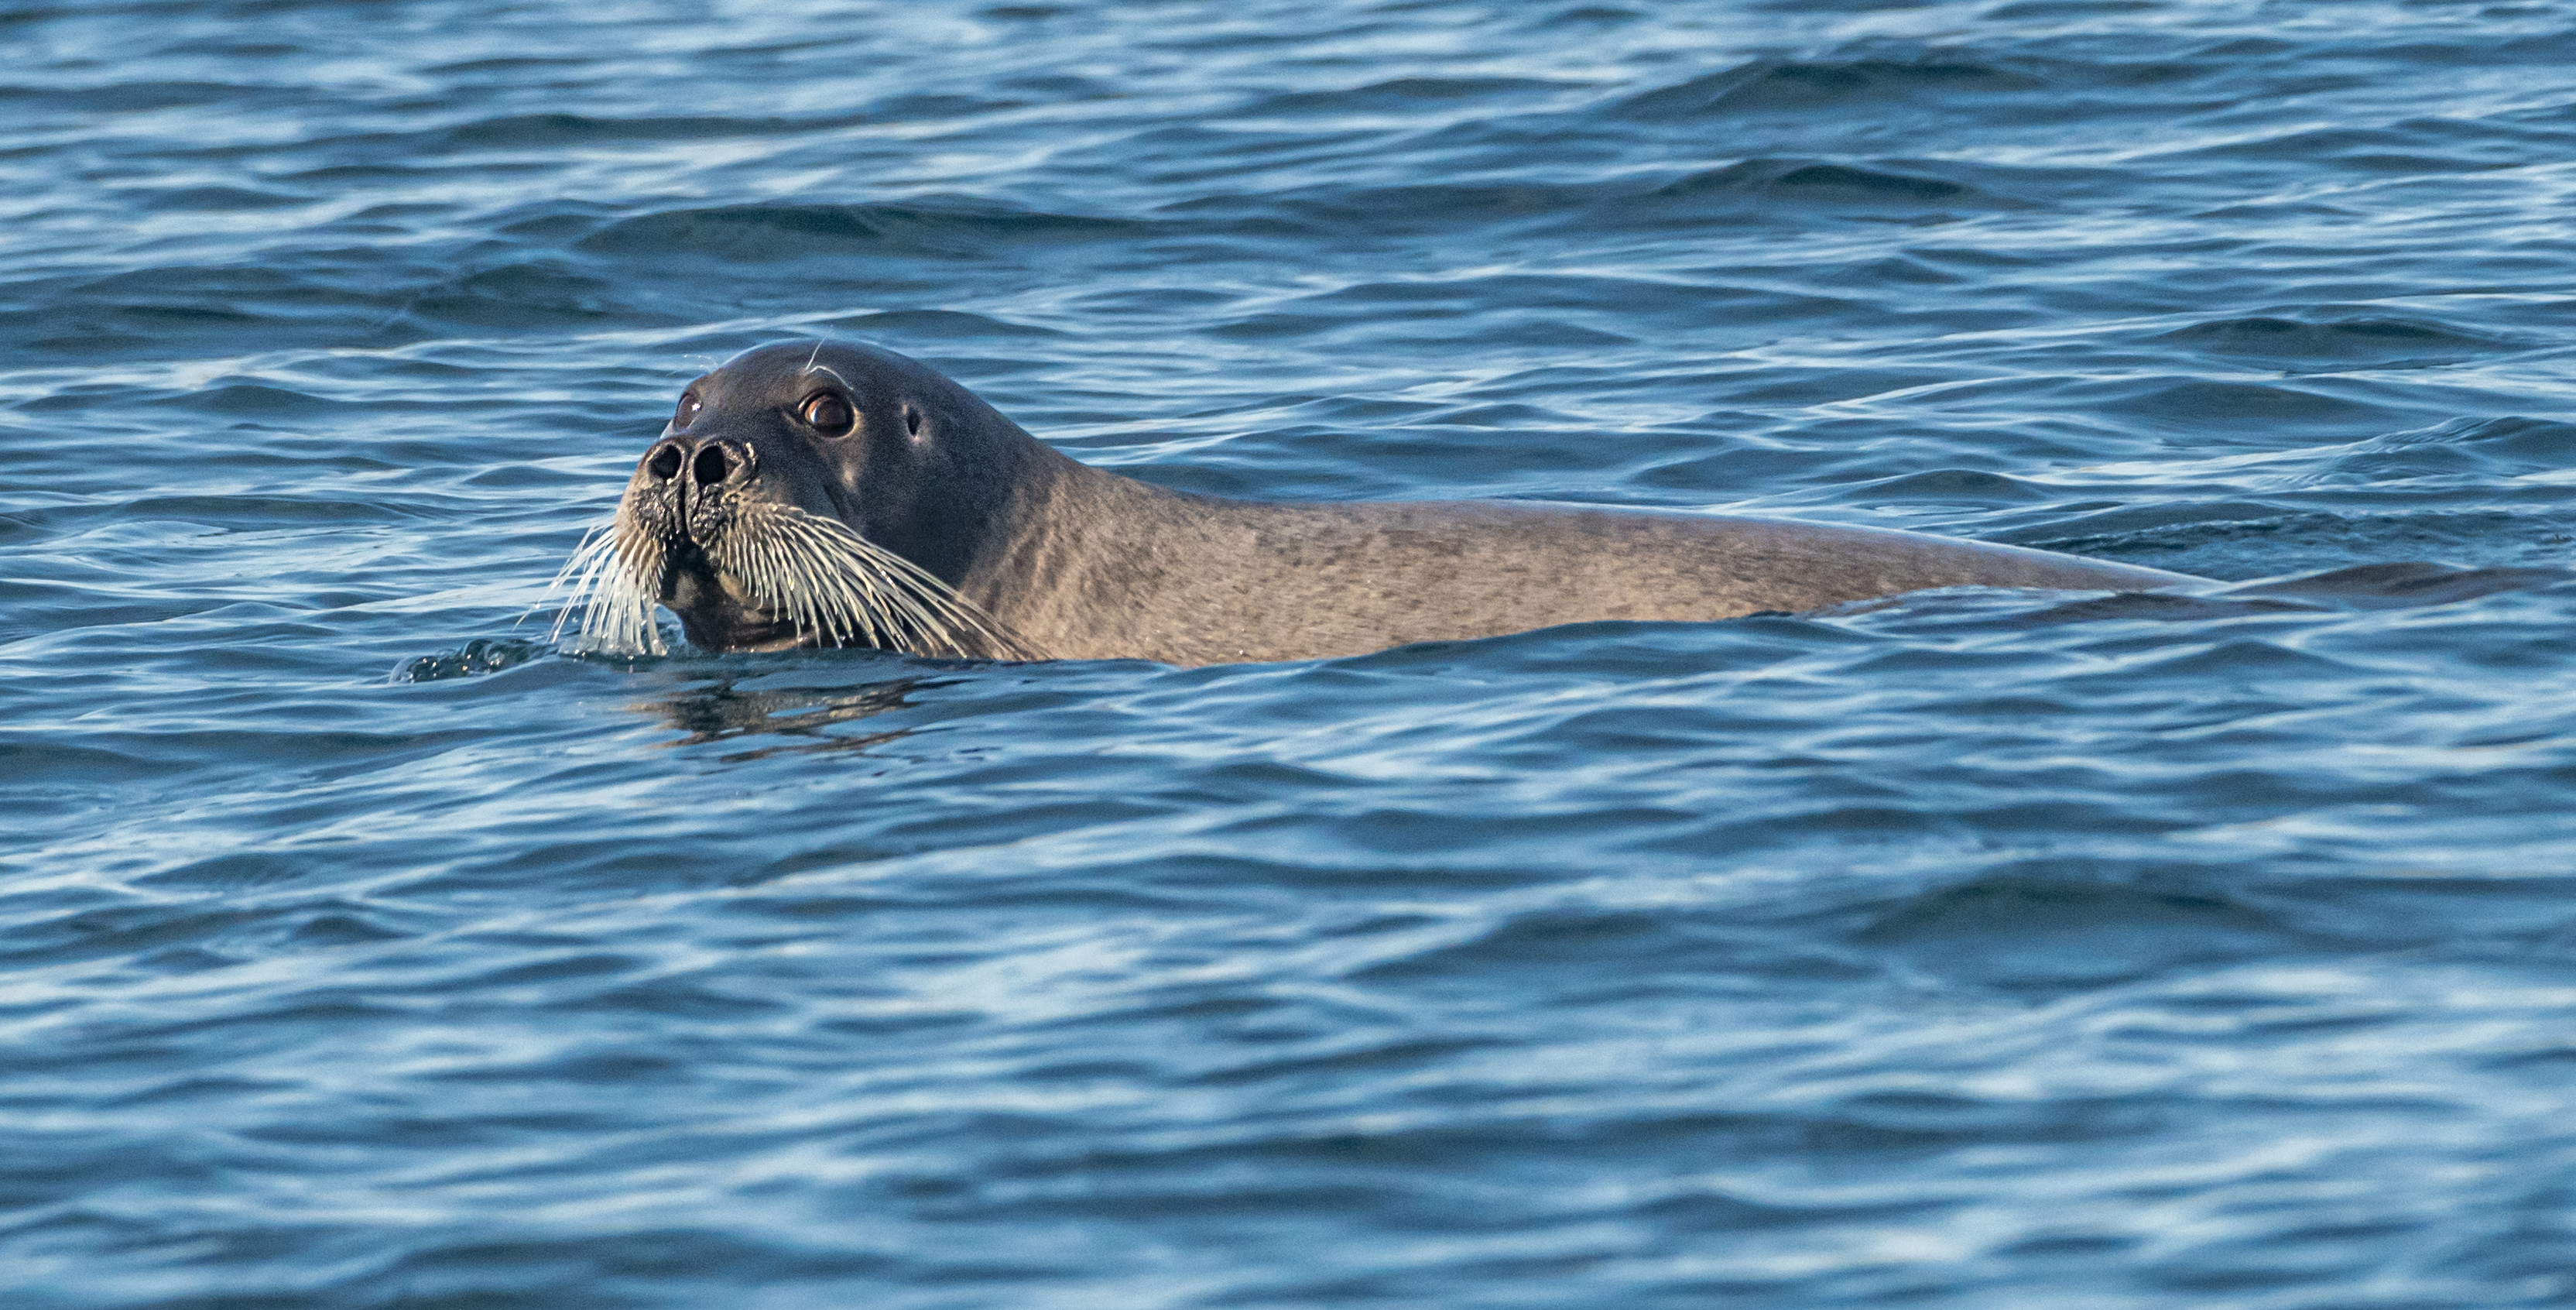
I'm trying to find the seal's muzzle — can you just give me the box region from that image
[636,437,757,545]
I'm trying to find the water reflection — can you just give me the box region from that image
[634,674,945,762]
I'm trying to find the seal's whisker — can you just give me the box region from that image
[838,533,978,652]
[817,527,940,648]
[786,527,879,647]
[553,509,668,656]
[540,520,613,602]
[770,513,918,650]
[549,523,623,644]
[786,519,919,651]
[711,502,1041,660]
[805,517,981,648]
[529,517,615,636]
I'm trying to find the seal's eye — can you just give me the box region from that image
[673,392,702,427]
[799,392,855,437]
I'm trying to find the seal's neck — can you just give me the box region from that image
[952,442,1231,658]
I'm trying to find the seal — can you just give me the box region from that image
[556,340,2200,664]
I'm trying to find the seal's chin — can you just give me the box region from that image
[657,545,815,653]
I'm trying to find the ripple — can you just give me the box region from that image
[2156,314,2509,362]
[1620,53,2050,119]
[1653,158,2002,208]
[8,2,2576,1308]
[577,201,1144,263]
[1852,874,2314,990]
[429,111,838,151]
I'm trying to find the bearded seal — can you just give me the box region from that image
[555,340,2198,664]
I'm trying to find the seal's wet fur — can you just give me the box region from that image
[590,340,2197,665]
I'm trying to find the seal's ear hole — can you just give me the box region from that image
[904,407,922,437]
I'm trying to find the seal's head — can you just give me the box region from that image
[560,341,1040,659]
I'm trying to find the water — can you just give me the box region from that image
[9,1,2576,1305]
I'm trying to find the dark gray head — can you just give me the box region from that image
[602,340,1047,656]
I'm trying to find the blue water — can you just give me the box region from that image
[11,0,2576,1305]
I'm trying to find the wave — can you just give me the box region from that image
[1650,158,2020,211]
[1620,53,2049,119]
[2156,314,2509,363]
[577,201,1142,262]
[428,111,844,151]
[1233,76,1584,118]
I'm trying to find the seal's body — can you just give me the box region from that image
[583,341,2196,664]
[967,479,2189,664]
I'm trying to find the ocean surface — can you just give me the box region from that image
[9,0,2576,1305]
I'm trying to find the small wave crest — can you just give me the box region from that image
[394,637,548,683]
[577,201,1142,262]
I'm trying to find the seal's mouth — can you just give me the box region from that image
[654,537,808,653]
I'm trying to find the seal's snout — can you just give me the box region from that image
[642,437,755,491]
[635,437,759,546]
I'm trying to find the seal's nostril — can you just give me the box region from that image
[646,444,683,482]
[693,446,732,487]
